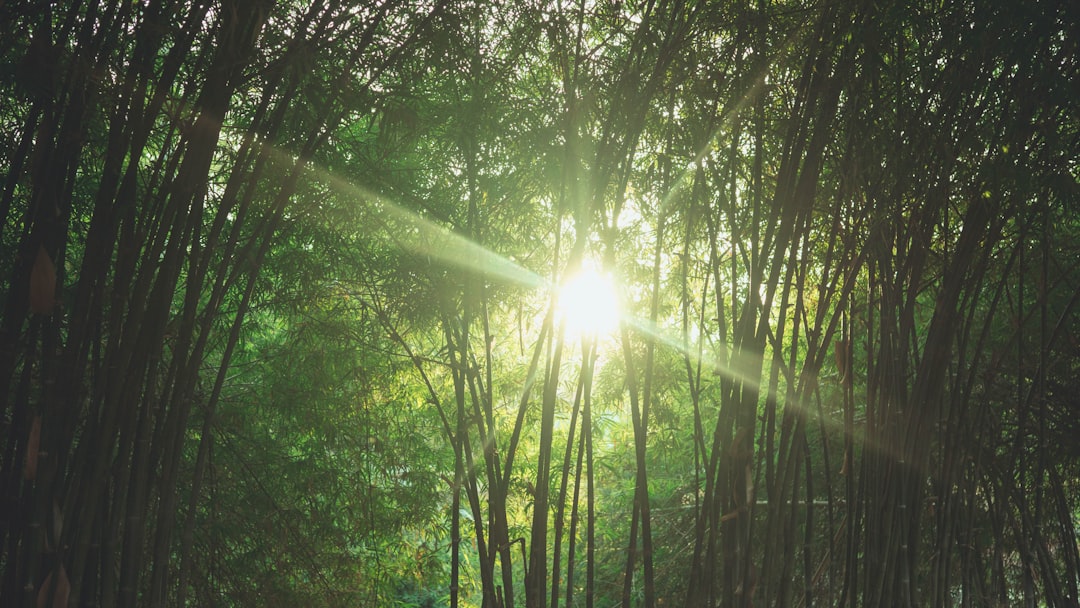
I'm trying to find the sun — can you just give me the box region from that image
[557,265,621,340]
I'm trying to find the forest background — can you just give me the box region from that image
[1,0,1078,606]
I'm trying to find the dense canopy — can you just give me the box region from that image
[1,0,1078,606]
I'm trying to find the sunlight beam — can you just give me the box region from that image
[295,154,545,290]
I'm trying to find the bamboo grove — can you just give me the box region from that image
[1,0,1078,606]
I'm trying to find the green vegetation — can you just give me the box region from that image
[1,0,1078,606]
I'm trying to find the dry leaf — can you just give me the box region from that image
[744,464,754,505]
[51,500,64,547]
[29,246,56,314]
[36,564,70,608]
[834,338,852,388]
[24,415,41,480]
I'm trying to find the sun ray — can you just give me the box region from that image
[286,149,545,290]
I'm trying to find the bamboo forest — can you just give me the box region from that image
[1,0,1079,606]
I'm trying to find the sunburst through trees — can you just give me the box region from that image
[0,0,1078,606]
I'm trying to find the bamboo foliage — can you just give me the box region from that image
[0,1,446,605]
[0,0,1077,606]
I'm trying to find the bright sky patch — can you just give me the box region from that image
[557,266,621,340]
